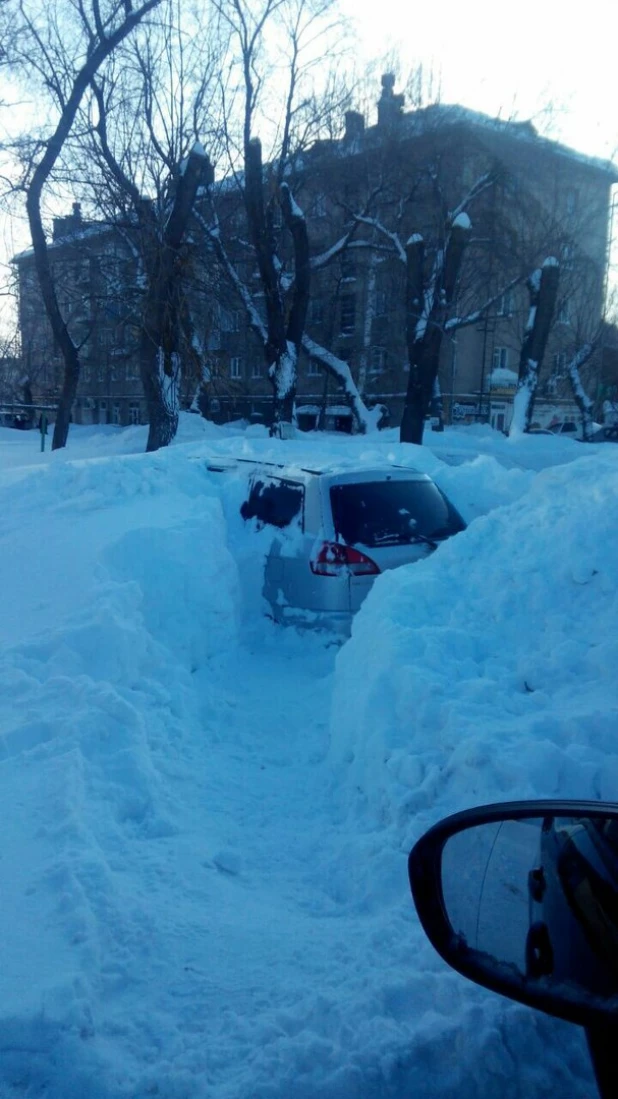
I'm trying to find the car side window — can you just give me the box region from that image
[240,478,304,529]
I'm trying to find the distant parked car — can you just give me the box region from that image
[590,424,618,443]
[547,420,603,440]
[236,463,466,632]
[549,420,580,436]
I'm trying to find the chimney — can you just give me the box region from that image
[52,201,84,241]
[377,73,405,128]
[344,110,365,143]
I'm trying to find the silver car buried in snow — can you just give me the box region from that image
[237,462,466,632]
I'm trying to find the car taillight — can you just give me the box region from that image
[310,541,380,577]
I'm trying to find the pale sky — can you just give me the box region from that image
[341,0,618,161]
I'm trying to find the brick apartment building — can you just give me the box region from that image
[13,77,618,433]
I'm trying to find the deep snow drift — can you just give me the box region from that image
[0,415,615,1098]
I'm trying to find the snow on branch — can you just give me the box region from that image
[445,274,524,332]
[195,207,268,345]
[353,215,407,265]
[280,182,304,221]
[449,171,494,222]
[311,237,380,270]
[301,336,383,432]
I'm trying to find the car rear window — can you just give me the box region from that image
[329,480,465,547]
[241,478,304,529]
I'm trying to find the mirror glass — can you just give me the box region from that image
[441,815,618,1001]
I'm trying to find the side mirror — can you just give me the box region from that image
[409,800,618,1028]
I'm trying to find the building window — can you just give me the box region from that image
[126,360,139,381]
[375,290,387,316]
[252,361,263,378]
[98,401,107,423]
[112,403,121,425]
[97,364,104,382]
[557,300,571,325]
[497,291,513,317]
[566,189,578,216]
[308,358,321,376]
[341,253,356,280]
[340,295,356,336]
[221,310,242,333]
[129,403,140,425]
[210,398,221,413]
[553,352,567,373]
[492,347,509,370]
[230,356,242,379]
[309,299,324,325]
[314,193,327,218]
[370,346,387,373]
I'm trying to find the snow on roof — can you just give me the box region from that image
[362,101,618,180]
[12,220,110,263]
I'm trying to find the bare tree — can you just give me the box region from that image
[87,69,215,448]
[7,0,165,449]
[207,0,358,434]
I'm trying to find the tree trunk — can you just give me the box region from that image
[274,182,310,433]
[139,146,212,451]
[511,259,560,434]
[53,345,81,448]
[567,343,595,441]
[401,218,470,445]
[141,341,180,451]
[22,379,35,427]
[244,139,311,435]
[244,138,287,430]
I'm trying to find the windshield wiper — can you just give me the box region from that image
[409,532,439,550]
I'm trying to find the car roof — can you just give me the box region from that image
[205,456,432,483]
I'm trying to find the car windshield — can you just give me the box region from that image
[330,480,465,547]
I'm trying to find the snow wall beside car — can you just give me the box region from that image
[329,450,618,851]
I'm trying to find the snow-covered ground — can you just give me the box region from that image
[0,414,616,1098]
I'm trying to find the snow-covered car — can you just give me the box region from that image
[237,462,466,632]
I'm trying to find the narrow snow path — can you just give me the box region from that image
[80,621,368,1098]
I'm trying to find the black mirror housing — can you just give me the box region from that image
[409,800,618,1029]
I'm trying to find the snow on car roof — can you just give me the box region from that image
[204,455,428,479]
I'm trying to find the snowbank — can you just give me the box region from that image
[0,418,610,1099]
[330,449,618,850]
[0,444,241,1093]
